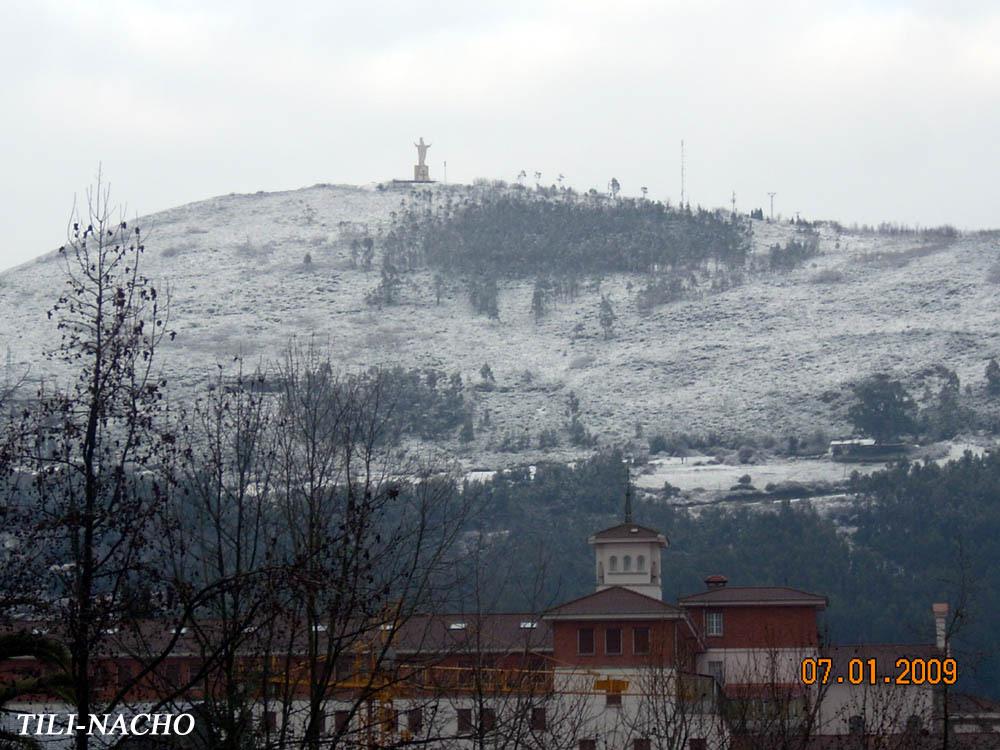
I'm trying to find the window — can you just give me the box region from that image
[480,708,496,732]
[407,708,423,734]
[116,662,133,688]
[530,707,546,731]
[634,740,651,750]
[263,711,277,731]
[605,627,622,655]
[165,662,181,685]
[609,556,618,571]
[706,611,724,637]
[633,627,650,655]
[383,709,399,734]
[849,715,865,735]
[708,660,725,685]
[578,627,595,655]
[334,711,350,732]
[606,692,622,708]
[637,555,646,571]
[457,708,473,734]
[623,555,632,571]
[689,740,707,750]
[579,740,597,750]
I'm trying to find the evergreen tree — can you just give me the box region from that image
[599,295,617,339]
[848,374,917,442]
[986,357,1000,396]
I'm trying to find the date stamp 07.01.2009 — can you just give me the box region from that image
[800,657,957,686]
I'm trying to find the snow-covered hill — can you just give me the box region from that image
[2,182,998,464]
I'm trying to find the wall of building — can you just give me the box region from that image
[687,606,819,649]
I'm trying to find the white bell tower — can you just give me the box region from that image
[588,472,668,600]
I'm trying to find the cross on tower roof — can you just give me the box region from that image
[623,456,633,523]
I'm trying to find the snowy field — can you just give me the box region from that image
[1,183,999,467]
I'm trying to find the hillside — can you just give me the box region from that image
[1,182,998,466]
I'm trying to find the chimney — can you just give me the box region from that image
[705,574,728,590]
[932,603,949,652]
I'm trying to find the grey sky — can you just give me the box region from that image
[1,0,997,272]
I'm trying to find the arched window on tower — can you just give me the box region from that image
[624,555,632,571]
[651,560,659,582]
[609,556,618,572]
[597,561,605,584]
[637,555,646,571]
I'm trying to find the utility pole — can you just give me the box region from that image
[443,161,447,184]
[767,192,776,221]
[731,190,737,215]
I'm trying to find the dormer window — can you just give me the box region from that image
[519,621,538,629]
[448,622,467,630]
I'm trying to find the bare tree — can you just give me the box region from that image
[253,343,471,750]
[0,176,177,750]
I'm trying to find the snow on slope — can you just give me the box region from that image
[1,182,998,463]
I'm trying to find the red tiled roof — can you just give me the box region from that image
[543,586,683,619]
[950,692,1000,716]
[392,613,552,655]
[590,523,667,543]
[679,586,827,608]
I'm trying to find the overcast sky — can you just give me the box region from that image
[1,0,997,271]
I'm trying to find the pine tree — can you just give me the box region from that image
[599,295,617,339]
[986,358,1000,396]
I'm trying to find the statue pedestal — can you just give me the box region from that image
[414,164,430,182]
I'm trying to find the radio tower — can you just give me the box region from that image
[680,139,686,207]
[731,190,737,215]
[767,192,777,221]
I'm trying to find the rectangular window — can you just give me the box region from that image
[579,741,597,750]
[706,611,724,637]
[606,692,622,708]
[263,711,277,731]
[530,707,546,731]
[457,708,473,734]
[634,740,651,750]
[578,627,595,655]
[480,708,496,732]
[334,711,350,732]
[708,660,725,685]
[633,627,650,655]
[605,628,622,655]
[408,708,423,734]
[116,662,134,689]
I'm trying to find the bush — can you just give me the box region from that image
[811,268,844,284]
[538,428,559,449]
[738,446,755,464]
[648,434,669,454]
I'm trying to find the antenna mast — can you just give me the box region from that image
[767,192,777,221]
[624,455,633,523]
[680,139,685,206]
